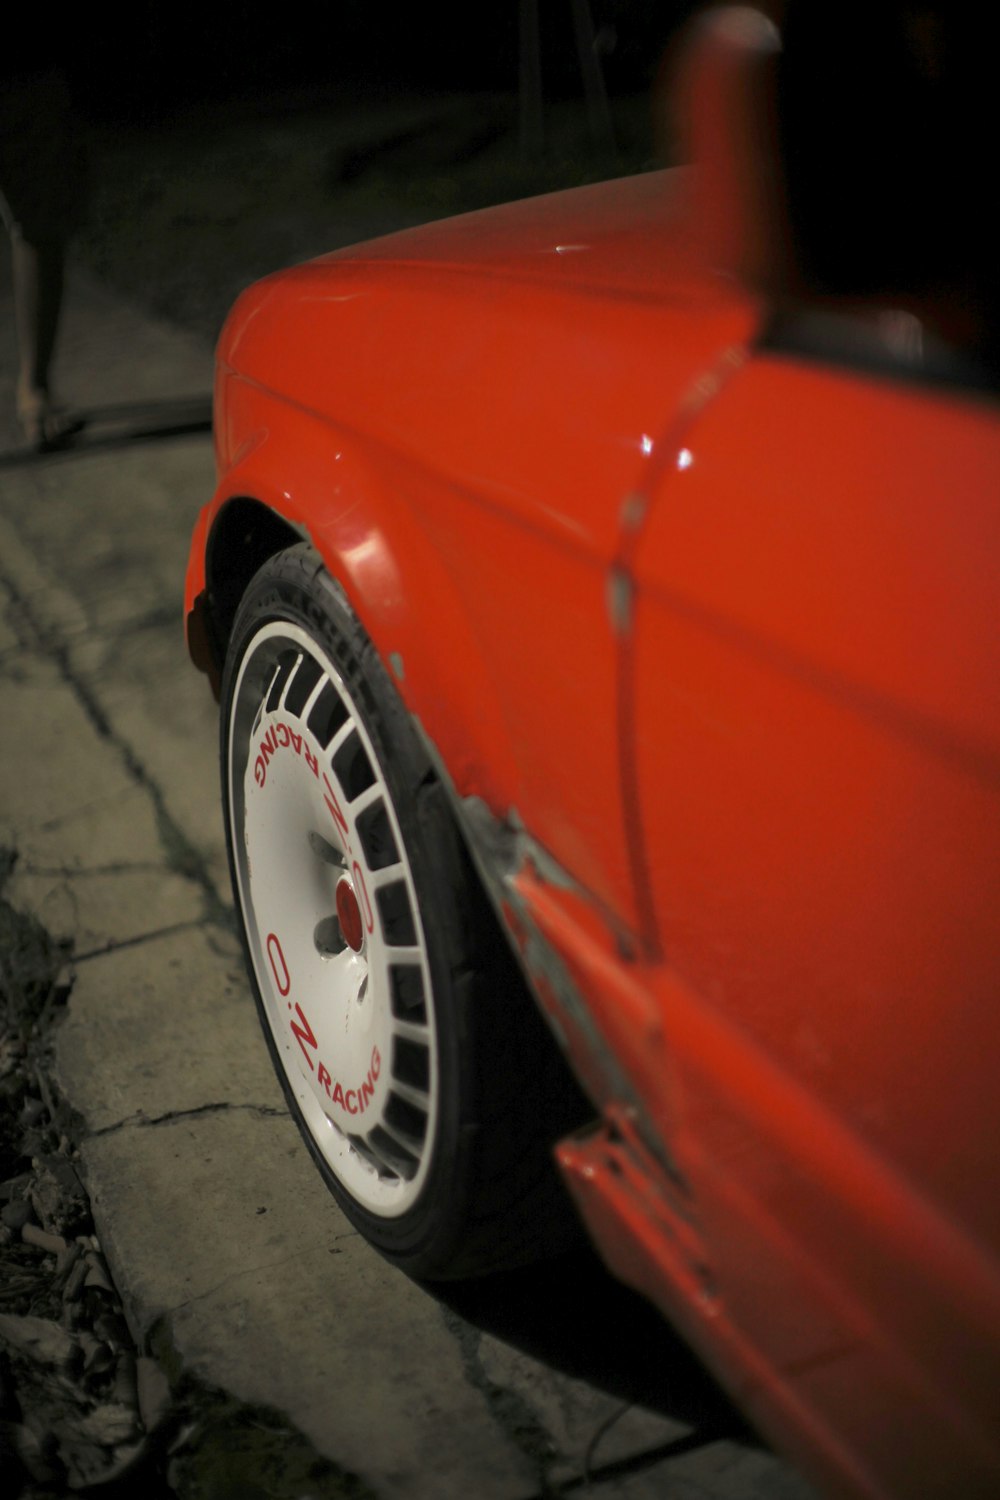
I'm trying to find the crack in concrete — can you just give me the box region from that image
[438,1299,734,1500]
[32,789,149,834]
[0,562,233,934]
[90,1100,288,1138]
[73,918,214,962]
[164,1240,347,1318]
[15,858,171,878]
[440,1305,562,1494]
[145,1317,379,1500]
[511,1429,731,1500]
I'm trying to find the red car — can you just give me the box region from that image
[185,8,999,1497]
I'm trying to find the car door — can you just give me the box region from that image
[628,345,1000,1492]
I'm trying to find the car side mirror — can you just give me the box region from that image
[669,4,997,379]
[670,5,792,295]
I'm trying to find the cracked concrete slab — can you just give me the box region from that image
[56,925,277,1128]
[80,1112,540,1500]
[0,476,229,902]
[97,643,232,898]
[1,785,160,879]
[0,579,213,951]
[475,1334,692,1481]
[7,866,204,956]
[577,1438,818,1500]
[0,637,167,882]
[471,1331,813,1499]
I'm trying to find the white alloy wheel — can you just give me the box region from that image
[228,618,437,1216]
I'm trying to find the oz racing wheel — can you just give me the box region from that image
[220,543,586,1278]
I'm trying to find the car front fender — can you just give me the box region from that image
[198,378,519,813]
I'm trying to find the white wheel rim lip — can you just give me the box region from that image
[228,620,438,1217]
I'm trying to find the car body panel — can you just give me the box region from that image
[621,353,1000,1495]
[194,170,759,932]
[185,59,1000,1499]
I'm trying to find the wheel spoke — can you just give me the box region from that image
[392,1017,430,1045]
[346,1132,399,1182]
[381,944,422,962]
[300,672,328,720]
[325,716,356,759]
[275,651,303,710]
[283,652,323,715]
[362,1126,419,1181]
[387,1077,431,1112]
[378,1115,425,1157]
[264,650,298,714]
[348,781,384,819]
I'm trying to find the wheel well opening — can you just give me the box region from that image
[204,498,303,669]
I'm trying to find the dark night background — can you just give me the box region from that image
[56,3,699,121]
[9,2,699,345]
[8,2,996,356]
[0,3,702,343]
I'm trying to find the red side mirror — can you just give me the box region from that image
[671,6,791,293]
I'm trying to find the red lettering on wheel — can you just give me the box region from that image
[290,1003,318,1070]
[353,861,374,934]
[315,1045,385,1119]
[266,933,291,996]
[322,773,350,842]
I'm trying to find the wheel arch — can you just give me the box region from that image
[200,410,519,816]
[205,495,305,657]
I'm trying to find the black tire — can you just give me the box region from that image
[220,543,589,1279]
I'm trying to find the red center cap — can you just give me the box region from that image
[336,877,365,953]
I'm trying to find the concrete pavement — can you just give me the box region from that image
[0,252,814,1499]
